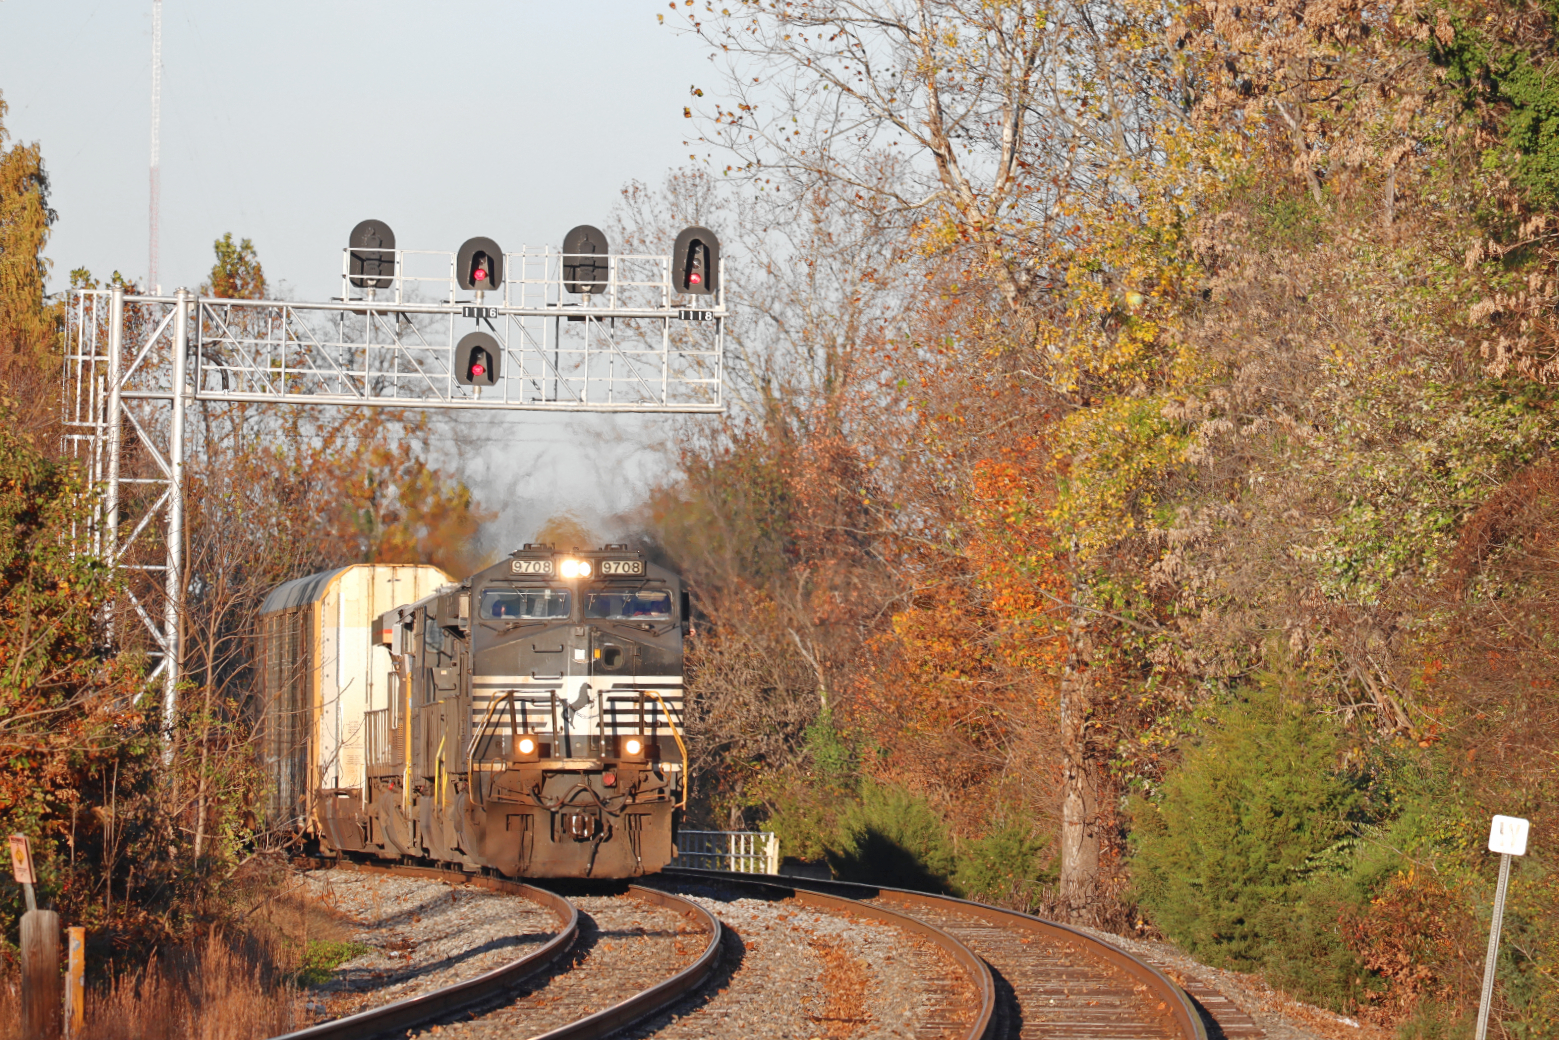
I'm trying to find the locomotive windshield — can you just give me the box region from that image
[481,587,570,620]
[585,589,672,620]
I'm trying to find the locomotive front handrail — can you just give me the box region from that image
[468,690,516,806]
[468,691,563,776]
[642,689,688,808]
[467,690,560,805]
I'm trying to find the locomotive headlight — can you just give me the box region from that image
[560,559,580,578]
[517,735,537,756]
[577,560,593,577]
[624,738,643,756]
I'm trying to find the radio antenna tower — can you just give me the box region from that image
[148,0,162,294]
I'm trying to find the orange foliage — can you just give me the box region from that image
[854,435,1069,827]
[1342,869,1482,1023]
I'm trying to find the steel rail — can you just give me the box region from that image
[268,861,722,1040]
[528,884,722,1040]
[665,866,1208,1040]
[267,862,577,1040]
[643,870,998,1040]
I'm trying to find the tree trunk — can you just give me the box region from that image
[1057,622,1099,923]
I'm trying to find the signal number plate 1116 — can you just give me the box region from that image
[511,559,555,575]
[599,559,645,576]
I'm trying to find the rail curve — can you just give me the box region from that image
[665,866,1208,1040]
[643,869,997,1040]
[270,862,722,1040]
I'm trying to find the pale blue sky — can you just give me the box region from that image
[1,1,722,552]
[2,1,708,296]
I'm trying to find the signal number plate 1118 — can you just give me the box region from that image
[599,559,645,576]
[511,559,555,575]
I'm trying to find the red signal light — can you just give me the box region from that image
[471,363,486,377]
[689,272,702,285]
[474,268,487,281]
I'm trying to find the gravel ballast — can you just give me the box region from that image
[1066,923,1390,1040]
[296,868,560,1023]
[622,880,978,1040]
[415,890,702,1040]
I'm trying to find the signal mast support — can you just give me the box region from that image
[162,289,188,735]
[64,234,725,723]
[104,287,125,577]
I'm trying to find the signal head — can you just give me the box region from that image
[455,331,502,387]
[348,220,396,290]
[456,236,504,291]
[672,225,720,296]
[562,224,611,295]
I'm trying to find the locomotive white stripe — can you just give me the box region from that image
[469,675,684,737]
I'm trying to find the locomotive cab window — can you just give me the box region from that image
[585,589,672,620]
[481,587,571,620]
[421,613,445,658]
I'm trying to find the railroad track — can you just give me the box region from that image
[271,862,721,1040]
[279,861,1233,1040]
[662,867,1214,1040]
[636,869,994,1039]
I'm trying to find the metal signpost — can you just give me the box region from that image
[62,227,727,734]
[1475,814,1530,1040]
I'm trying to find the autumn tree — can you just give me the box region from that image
[0,90,62,435]
[200,232,267,300]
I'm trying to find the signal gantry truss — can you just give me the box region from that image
[62,246,727,728]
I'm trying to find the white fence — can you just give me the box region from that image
[674,830,780,874]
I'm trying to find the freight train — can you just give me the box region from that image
[257,546,687,878]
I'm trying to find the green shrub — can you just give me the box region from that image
[1128,683,1371,1007]
[769,773,1053,903]
[953,820,1054,906]
[760,708,859,862]
[804,708,854,782]
[1394,1001,1474,1040]
[764,781,847,863]
[826,781,957,891]
[287,937,373,986]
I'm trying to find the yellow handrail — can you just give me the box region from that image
[434,732,446,810]
[643,690,689,809]
[467,690,518,807]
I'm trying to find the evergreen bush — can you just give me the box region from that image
[953,820,1053,905]
[826,781,957,891]
[1128,683,1371,1007]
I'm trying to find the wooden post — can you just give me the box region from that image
[64,927,84,1038]
[21,910,61,1040]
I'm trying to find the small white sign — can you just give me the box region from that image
[1489,815,1530,857]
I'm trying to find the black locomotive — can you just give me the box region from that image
[260,545,687,878]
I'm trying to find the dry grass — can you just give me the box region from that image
[83,932,299,1040]
[0,932,296,1040]
[0,864,368,1040]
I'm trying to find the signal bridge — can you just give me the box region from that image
[61,223,725,734]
